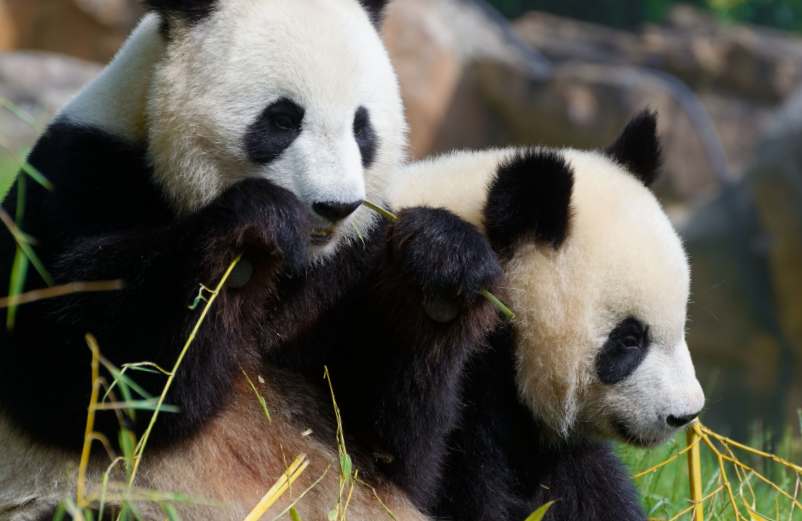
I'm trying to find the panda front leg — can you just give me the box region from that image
[0,178,311,450]
[526,443,646,521]
[330,207,503,509]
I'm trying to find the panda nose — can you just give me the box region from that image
[666,411,701,428]
[312,200,362,223]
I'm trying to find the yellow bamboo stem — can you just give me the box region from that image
[244,454,310,521]
[128,255,242,486]
[77,334,102,508]
[687,421,705,521]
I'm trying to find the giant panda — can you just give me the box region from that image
[0,2,503,520]
[388,112,707,521]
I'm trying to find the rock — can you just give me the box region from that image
[383,1,775,209]
[512,11,646,65]
[0,52,101,152]
[74,0,142,28]
[382,0,550,159]
[0,0,143,63]
[682,87,802,436]
[427,56,735,210]
[514,5,802,104]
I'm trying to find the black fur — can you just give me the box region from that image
[435,326,646,521]
[0,120,502,510]
[354,106,378,169]
[143,0,217,24]
[0,122,310,448]
[359,0,391,24]
[606,111,662,187]
[267,206,502,507]
[484,150,574,257]
[596,318,651,385]
[245,98,305,165]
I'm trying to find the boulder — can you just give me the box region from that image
[457,59,724,209]
[514,5,802,104]
[382,0,550,159]
[383,1,775,211]
[0,0,143,63]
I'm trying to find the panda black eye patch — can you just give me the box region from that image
[354,106,378,168]
[245,98,305,164]
[596,317,651,385]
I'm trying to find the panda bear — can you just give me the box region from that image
[388,112,707,521]
[0,1,502,520]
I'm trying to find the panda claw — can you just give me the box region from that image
[389,207,502,306]
[198,178,311,277]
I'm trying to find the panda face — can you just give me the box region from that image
[480,113,704,445]
[497,148,705,445]
[146,0,406,260]
[593,318,704,447]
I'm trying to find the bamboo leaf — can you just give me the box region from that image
[51,503,68,521]
[5,247,28,330]
[18,159,53,191]
[102,358,155,403]
[119,428,137,479]
[94,399,179,413]
[0,97,37,127]
[242,368,271,422]
[524,501,556,521]
[161,503,182,521]
[340,453,353,480]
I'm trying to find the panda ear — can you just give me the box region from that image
[144,0,217,24]
[359,0,391,24]
[606,110,662,187]
[484,150,574,257]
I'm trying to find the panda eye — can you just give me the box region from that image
[353,106,378,169]
[353,108,369,137]
[264,98,304,132]
[271,114,296,131]
[270,112,302,132]
[596,317,651,385]
[615,319,649,350]
[244,98,305,165]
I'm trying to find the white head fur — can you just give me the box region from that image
[64,0,406,262]
[389,112,705,447]
[148,0,406,260]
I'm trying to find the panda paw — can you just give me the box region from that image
[200,178,312,276]
[389,207,502,317]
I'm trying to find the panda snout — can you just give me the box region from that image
[313,200,363,223]
[666,410,702,428]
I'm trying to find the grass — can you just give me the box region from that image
[619,419,802,521]
[0,154,18,202]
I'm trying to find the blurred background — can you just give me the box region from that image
[0,0,801,440]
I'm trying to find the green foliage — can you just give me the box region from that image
[618,426,802,520]
[710,0,802,32]
[0,156,17,202]
[485,0,802,33]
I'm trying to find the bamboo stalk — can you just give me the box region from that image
[687,421,705,521]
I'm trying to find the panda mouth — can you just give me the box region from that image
[310,227,336,245]
[612,419,666,448]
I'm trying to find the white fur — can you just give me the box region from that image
[59,13,165,142]
[147,0,407,259]
[389,147,705,444]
